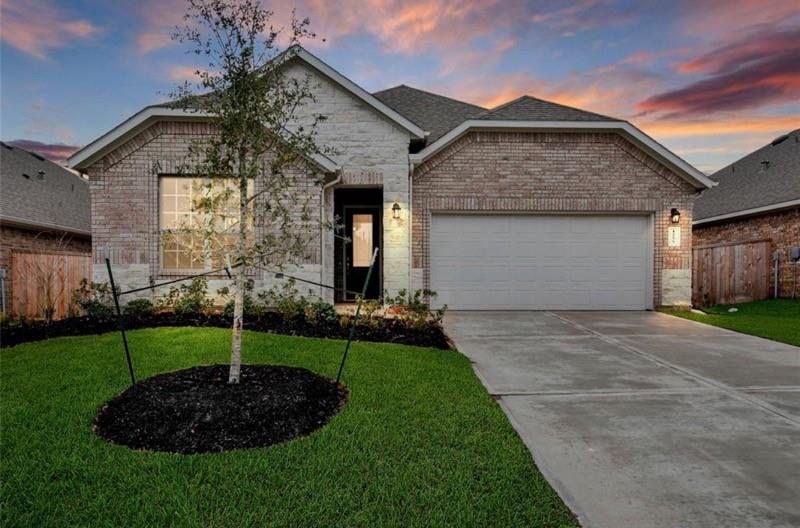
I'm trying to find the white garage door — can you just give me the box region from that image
[430,214,650,310]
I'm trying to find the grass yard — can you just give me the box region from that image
[1,328,577,528]
[665,299,800,347]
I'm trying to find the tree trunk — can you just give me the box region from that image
[229,164,249,384]
[228,263,245,384]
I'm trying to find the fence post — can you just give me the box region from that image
[336,247,379,384]
[106,257,136,386]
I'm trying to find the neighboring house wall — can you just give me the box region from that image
[0,225,91,311]
[693,207,800,298]
[411,131,699,307]
[87,60,413,302]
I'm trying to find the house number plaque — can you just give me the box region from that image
[667,226,681,247]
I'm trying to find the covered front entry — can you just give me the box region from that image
[334,188,382,301]
[430,214,651,310]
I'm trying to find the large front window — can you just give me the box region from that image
[159,176,252,272]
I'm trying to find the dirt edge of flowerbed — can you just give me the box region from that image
[94,364,349,454]
[0,312,451,350]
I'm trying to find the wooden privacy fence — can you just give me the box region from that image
[11,251,92,320]
[692,240,771,307]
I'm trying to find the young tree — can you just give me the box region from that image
[171,0,330,383]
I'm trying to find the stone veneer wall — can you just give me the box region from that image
[0,225,91,311]
[412,131,700,308]
[693,207,800,298]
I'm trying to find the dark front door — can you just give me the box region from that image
[343,206,380,300]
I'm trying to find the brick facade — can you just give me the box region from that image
[86,60,413,301]
[0,225,91,309]
[693,208,800,298]
[411,131,700,308]
[86,120,323,299]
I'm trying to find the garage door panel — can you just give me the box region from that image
[430,214,649,310]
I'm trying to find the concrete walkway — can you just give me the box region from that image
[445,311,800,528]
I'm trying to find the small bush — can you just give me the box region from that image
[123,298,155,318]
[304,300,338,327]
[158,277,213,316]
[222,294,264,318]
[385,289,447,328]
[259,280,311,320]
[72,279,114,319]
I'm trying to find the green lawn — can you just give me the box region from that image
[1,328,577,528]
[665,299,800,347]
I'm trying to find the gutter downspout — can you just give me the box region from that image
[320,169,342,300]
[408,157,414,293]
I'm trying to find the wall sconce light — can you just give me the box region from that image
[670,208,681,224]
[392,202,401,219]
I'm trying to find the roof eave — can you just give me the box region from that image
[409,120,716,190]
[289,47,426,139]
[693,198,800,226]
[0,216,91,237]
[68,107,212,171]
[68,106,340,174]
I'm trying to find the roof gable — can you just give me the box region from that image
[69,45,423,171]
[694,129,800,222]
[410,119,715,190]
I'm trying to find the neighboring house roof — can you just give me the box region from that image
[694,129,800,224]
[0,142,91,236]
[476,95,616,122]
[372,85,486,142]
[69,45,424,171]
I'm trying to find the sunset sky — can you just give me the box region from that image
[1,0,798,173]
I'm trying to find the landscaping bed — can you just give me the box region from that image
[94,364,348,454]
[0,310,450,349]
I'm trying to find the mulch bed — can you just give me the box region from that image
[1,312,451,350]
[93,365,348,454]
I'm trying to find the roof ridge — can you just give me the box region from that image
[373,84,487,111]
[482,94,617,121]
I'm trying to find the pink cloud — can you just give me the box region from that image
[6,139,81,163]
[0,0,100,59]
[167,65,210,82]
[638,27,800,116]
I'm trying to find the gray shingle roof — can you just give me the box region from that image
[478,95,617,122]
[372,87,618,144]
[372,85,486,142]
[1,142,90,234]
[694,129,800,220]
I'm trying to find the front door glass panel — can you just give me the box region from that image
[352,214,373,267]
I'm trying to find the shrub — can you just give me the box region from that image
[222,294,264,318]
[385,289,447,328]
[158,277,213,316]
[123,298,155,318]
[72,279,114,319]
[259,280,311,320]
[304,300,338,327]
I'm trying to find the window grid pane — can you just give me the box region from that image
[159,176,252,271]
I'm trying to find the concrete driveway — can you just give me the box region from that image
[445,311,800,528]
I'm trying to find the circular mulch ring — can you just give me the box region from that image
[93,365,348,454]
